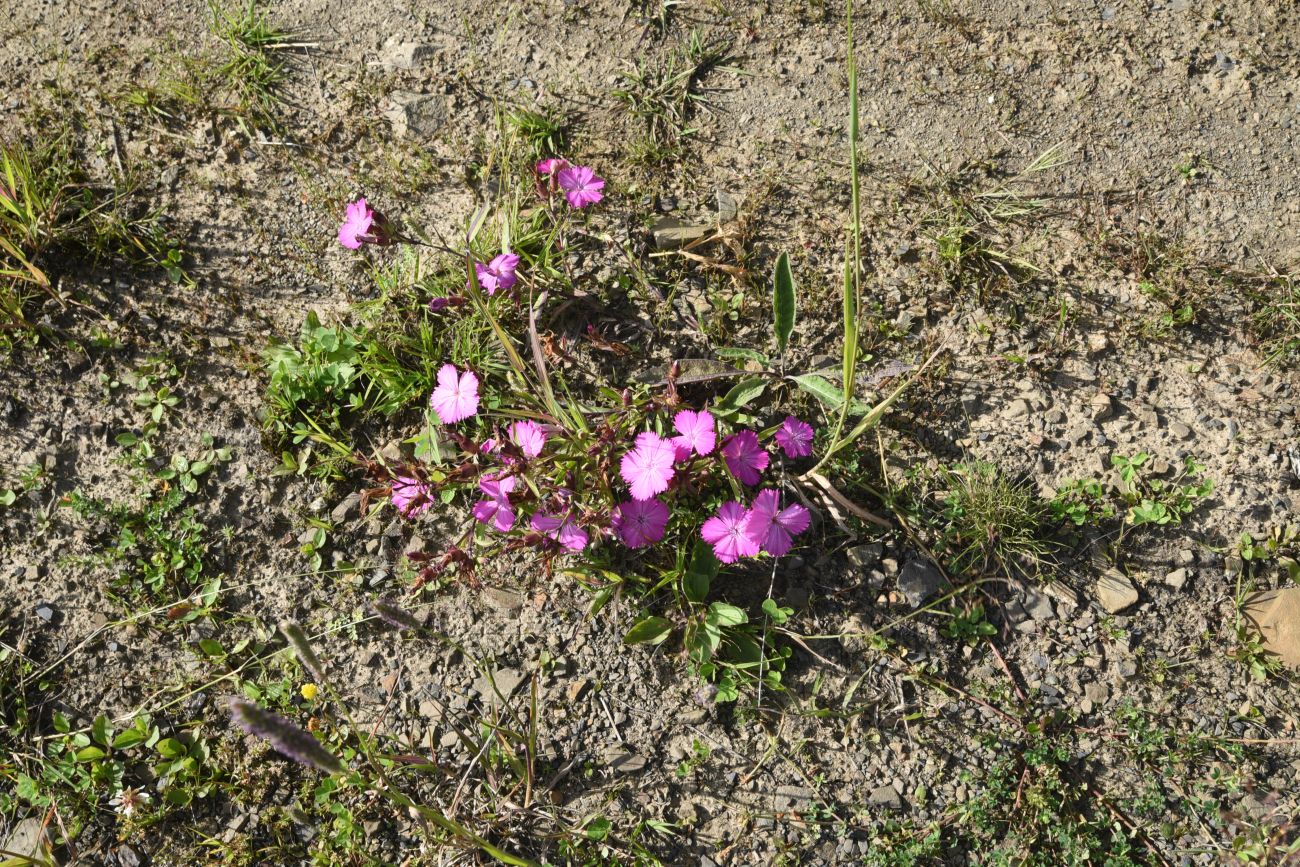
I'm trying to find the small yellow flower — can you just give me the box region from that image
[300,683,319,700]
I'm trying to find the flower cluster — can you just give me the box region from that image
[342,165,816,582]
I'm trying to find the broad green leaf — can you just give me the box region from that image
[155,738,187,759]
[773,252,795,353]
[683,539,719,604]
[708,602,748,627]
[198,638,225,657]
[112,729,146,750]
[623,615,673,646]
[714,347,769,366]
[91,715,112,748]
[713,376,767,420]
[75,746,107,762]
[791,373,844,408]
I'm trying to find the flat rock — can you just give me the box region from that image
[473,668,525,707]
[1089,392,1114,421]
[603,750,647,774]
[1163,568,1190,590]
[651,216,709,250]
[381,41,437,70]
[846,543,883,569]
[868,784,903,810]
[384,91,446,138]
[3,817,48,858]
[1096,569,1139,613]
[897,559,945,607]
[1244,588,1300,669]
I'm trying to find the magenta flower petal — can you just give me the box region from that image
[337,198,375,249]
[619,431,676,500]
[471,474,516,531]
[531,511,589,552]
[775,415,815,459]
[390,474,433,519]
[611,498,669,548]
[721,430,769,486]
[509,420,548,458]
[744,489,811,557]
[556,165,605,209]
[429,364,480,424]
[535,157,570,176]
[470,252,521,295]
[700,501,760,564]
[673,409,716,457]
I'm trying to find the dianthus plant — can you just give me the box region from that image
[339,154,829,702]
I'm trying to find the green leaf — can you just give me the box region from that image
[708,602,748,627]
[714,347,769,366]
[684,539,719,604]
[91,715,112,748]
[112,729,146,750]
[772,252,796,353]
[75,746,107,762]
[585,817,612,842]
[623,615,674,646]
[155,738,187,759]
[0,489,14,507]
[791,373,844,409]
[197,638,225,657]
[713,376,767,420]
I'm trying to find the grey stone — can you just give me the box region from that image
[1163,568,1189,590]
[1096,569,1138,613]
[1021,585,1054,621]
[1169,421,1192,440]
[847,543,883,569]
[34,604,55,623]
[1003,398,1031,419]
[2,818,47,858]
[897,560,944,607]
[116,845,143,867]
[651,217,709,250]
[382,41,437,70]
[331,492,362,524]
[715,189,739,222]
[1084,682,1109,707]
[473,668,525,707]
[1089,392,1113,421]
[604,751,647,773]
[385,91,446,138]
[774,784,816,810]
[868,784,903,809]
[439,731,460,749]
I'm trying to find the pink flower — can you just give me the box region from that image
[611,498,669,548]
[531,511,589,552]
[471,474,516,532]
[743,489,811,557]
[471,253,521,295]
[390,475,433,519]
[429,364,479,424]
[535,158,570,176]
[775,415,815,459]
[700,501,761,564]
[556,165,605,209]
[510,420,547,458]
[338,198,376,249]
[619,431,676,500]
[721,430,769,486]
[671,409,716,459]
